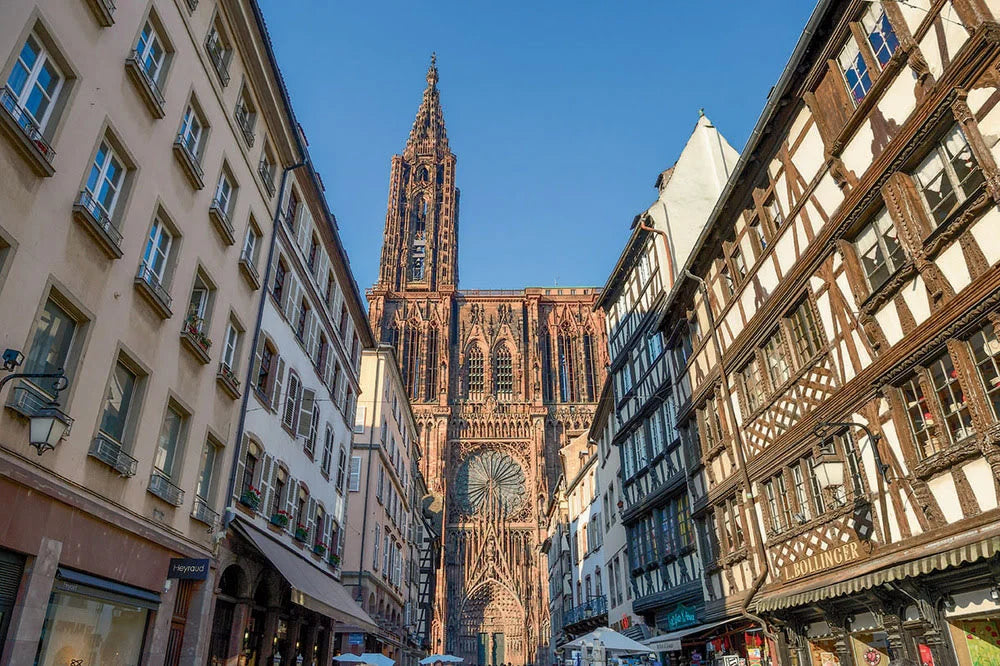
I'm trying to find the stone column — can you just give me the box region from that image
[227,600,253,666]
[318,619,336,665]
[286,615,303,663]
[142,574,179,664]
[301,619,320,664]
[0,537,61,666]
[180,573,218,664]
[260,606,281,663]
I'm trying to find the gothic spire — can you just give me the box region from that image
[406,53,449,154]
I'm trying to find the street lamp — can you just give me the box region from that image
[0,348,72,456]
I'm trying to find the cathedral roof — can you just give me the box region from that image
[406,53,449,155]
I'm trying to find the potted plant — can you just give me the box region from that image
[240,486,262,510]
[314,541,328,556]
[294,524,309,542]
[270,509,291,528]
[328,552,341,567]
[220,363,241,387]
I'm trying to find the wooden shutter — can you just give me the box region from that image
[234,435,249,499]
[250,333,265,393]
[306,314,319,358]
[269,357,285,411]
[306,498,317,543]
[285,478,298,518]
[349,455,361,492]
[297,388,315,438]
[259,454,274,514]
[323,513,334,550]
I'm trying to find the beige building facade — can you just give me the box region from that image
[0,0,302,662]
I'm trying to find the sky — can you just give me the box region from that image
[260,1,815,291]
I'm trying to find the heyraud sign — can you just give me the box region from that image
[167,558,210,580]
[780,540,868,581]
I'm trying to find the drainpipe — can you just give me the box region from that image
[681,269,776,642]
[223,160,308,529]
[355,347,385,602]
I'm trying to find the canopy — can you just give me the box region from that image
[642,621,730,652]
[334,656,369,664]
[235,520,378,632]
[419,655,464,664]
[563,627,651,653]
[360,654,396,666]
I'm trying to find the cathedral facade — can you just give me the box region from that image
[367,58,607,666]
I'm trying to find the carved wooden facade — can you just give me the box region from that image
[367,59,607,665]
[656,2,1000,666]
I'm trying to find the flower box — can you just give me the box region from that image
[239,487,262,510]
[270,511,290,528]
[313,542,328,556]
[328,552,341,567]
[183,315,212,352]
[294,524,308,542]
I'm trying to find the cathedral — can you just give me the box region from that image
[367,57,608,666]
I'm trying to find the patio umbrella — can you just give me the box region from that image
[562,626,651,654]
[360,654,396,666]
[334,656,369,664]
[419,655,464,664]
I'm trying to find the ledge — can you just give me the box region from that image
[148,469,184,507]
[239,252,262,290]
[209,201,235,245]
[172,136,205,189]
[134,265,173,319]
[216,363,242,399]
[0,86,56,177]
[124,51,166,119]
[180,330,211,364]
[84,0,115,26]
[71,191,124,259]
[88,435,137,477]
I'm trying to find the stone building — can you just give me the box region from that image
[653,2,1000,666]
[342,345,423,665]
[366,58,608,665]
[210,150,376,665]
[0,0,305,662]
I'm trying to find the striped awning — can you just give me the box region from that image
[752,535,1000,612]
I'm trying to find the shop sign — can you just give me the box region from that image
[779,540,868,580]
[666,603,697,631]
[691,651,702,664]
[167,558,210,580]
[348,633,365,646]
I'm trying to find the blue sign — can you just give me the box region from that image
[167,558,210,580]
[348,633,365,646]
[666,603,697,631]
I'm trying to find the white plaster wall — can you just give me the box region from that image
[792,122,826,186]
[813,173,844,221]
[927,473,964,524]
[842,120,876,180]
[875,301,904,347]
[937,241,972,294]
[902,275,931,327]
[879,67,918,129]
[962,458,999,512]
[970,207,1000,265]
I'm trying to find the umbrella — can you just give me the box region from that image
[562,627,651,654]
[360,654,396,666]
[419,655,464,664]
[334,656,369,664]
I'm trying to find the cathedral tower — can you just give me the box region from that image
[369,58,607,666]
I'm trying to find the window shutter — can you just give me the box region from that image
[286,278,301,324]
[373,525,380,570]
[297,388,315,438]
[234,435,249,499]
[306,498,317,543]
[349,455,361,492]
[285,478,298,518]
[353,405,366,434]
[323,513,334,550]
[307,315,319,358]
[282,374,298,429]
[259,454,274,514]
[250,334,265,392]
[270,357,285,411]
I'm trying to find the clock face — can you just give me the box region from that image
[456,450,526,516]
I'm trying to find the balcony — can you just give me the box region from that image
[180,315,212,364]
[134,263,173,319]
[258,160,276,197]
[148,469,184,507]
[84,0,115,26]
[216,362,241,399]
[72,190,124,259]
[172,134,205,189]
[208,197,235,244]
[562,596,607,636]
[191,496,219,526]
[88,434,138,477]
[206,39,230,87]
[0,86,56,176]
[124,50,166,119]
[235,106,255,147]
[238,248,261,290]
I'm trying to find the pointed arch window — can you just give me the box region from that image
[540,328,554,403]
[583,331,597,402]
[401,324,421,398]
[412,195,426,239]
[558,324,577,403]
[424,326,438,402]
[466,344,484,398]
[494,343,513,398]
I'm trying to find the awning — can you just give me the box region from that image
[643,620,730,651]
[753,535,1000,612]
[563,626,651,653]
[235,519,378,632]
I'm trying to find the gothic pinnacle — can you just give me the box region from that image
[427,51,438,88]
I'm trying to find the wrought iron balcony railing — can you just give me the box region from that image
[148,469,184,506]
[88,434,137,477]
[1,85,56,165]
[562,595,607,628]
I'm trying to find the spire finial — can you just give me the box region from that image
[427,52,438,88]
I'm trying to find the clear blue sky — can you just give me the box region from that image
[260,1,814,291]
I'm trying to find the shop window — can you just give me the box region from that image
[968,321,1000,418]
[912,125,984,227]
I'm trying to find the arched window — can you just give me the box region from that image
[466,344,484,397]
[540,327,554,403]
[494,343,513,398]
[595,568,603,598]
[424,326,438,401]
[585,575,592,601]
[558,324,577,403]
[401,324,421,398]
[583,331,597,402]
[412,196,426,238]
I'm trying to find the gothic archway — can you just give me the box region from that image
[457,580,527,666]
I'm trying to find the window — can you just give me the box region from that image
[85,141,126,220]
[854,209,905,290]
[179,105,204,158]
[303,395,319,458]
[788,299,823,362]
[320,426,333,476]
[259,145,276,192]
[494,343,513,397]
[729,244,747,281]
[205,19,231,82]
[349,455,361,492]
[271,468,286,517]
[337,446,348,491]
[186,272,212,333]
[583,332,598,401]
[762,329,791,388]
[154,404,185,477]
[283,373,301,431]
[791,463,810,521]
[861,2,899,68]
[763,480,782,532]
[558,325,577,402]
[98,358,139,446]
[969,322,1000,418]
[466,344,484,396]
[135,21,166,86]
[899,350,974,459]
[241,441,259,499]
[913,126,984,227]
[425,326,438,401]
[740,359,765,412]
[285,190,299,228]
[296,299,309,341]
[900,375,934,459]
[35,588,149,666]
[749,217,769,253]
[222,321,240,371]
[540,328,554,402]
[243,224,261,266]
[807,456,827,515]
[928,352,973,445]
[142,216,173,283]
[24,297,78,396]
[6,33,64,131]
[195,440,219,502]
[307,234,319,273]
[316,333,328,371]
[838,38,872,106]
[213,170,235,218]
[254,342,274,398]
[272,259,287,301]
[766,196,784,228]
[402,324,421,397]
